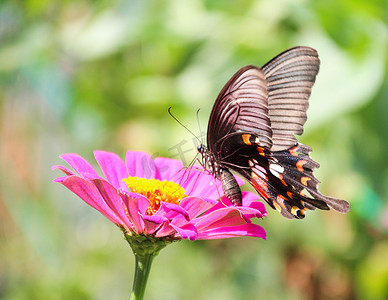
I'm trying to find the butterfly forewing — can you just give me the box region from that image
[207,66,272,156]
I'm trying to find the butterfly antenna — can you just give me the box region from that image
[168,107,202,144]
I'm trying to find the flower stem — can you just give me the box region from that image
[129,252,155,300]
[123,232,176,300]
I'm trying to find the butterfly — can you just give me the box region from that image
[197,46,350,219]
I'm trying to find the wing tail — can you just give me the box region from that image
[270,143,350,215]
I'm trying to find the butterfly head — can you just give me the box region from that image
[197,144,219,176]
[197,144,206,154]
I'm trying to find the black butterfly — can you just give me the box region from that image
[198,46,350,219]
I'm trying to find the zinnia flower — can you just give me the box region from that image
[53,150,266,241]
[53,150,266,299]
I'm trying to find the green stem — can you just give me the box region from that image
[129,252,155,300]
[123,232,176,300]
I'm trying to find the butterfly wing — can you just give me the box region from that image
[220,134,349,219]
[206,47,350,218]
[207,47,319,157]
[207,65,272,156]
[262,46,320,151]
[270,144,350,216]
[261,47,349,215]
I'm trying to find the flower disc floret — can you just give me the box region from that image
[123,177,187,214]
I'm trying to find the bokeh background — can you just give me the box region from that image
[1,1,388,299]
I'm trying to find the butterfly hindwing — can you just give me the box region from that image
[263,47,320,151]
[216,132,305,218]
[220,133,349,218]
[272,144,350,214]
[245,157,311,219]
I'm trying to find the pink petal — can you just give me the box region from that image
[154,202,190,222]
[55,175,123,226]
[51,165,74,176]
[176,168,224,199]
[176,167,244,197]
[197,223,266,240]
[170,223,198,240]
[125,151,157,179]
[178,196,215,220]
[216,197,266,219]
[91,179,134,230]
[154,157,184,181]
[94,151,128,190]
[194,208,247,231]
[203,196,265,219]
[201,197,231,215]
[120,190,150,215]
[142,214,167,223]
[242,192,267,219]
[119,190,149,233]
[241,191,261,205]
[234,174,245,186]
[60,153,99,178]
[201,197,218,205]
[153,222,176,237]
[141,215,163,235]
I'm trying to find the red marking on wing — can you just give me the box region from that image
[250,171,270,200]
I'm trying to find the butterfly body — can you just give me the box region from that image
[198,46,350,219]
[198,144,242,205]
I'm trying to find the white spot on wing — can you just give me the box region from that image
[269,163,284,178]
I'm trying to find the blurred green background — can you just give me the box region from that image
[1,0,388,299]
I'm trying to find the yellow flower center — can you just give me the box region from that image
[123,177,187,214]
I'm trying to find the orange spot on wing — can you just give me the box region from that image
[278,173,287,186]
[291,206,299,215]
[242,134,252,145]
[289,146,298,156]
[287,191,293,199]
[296,160,307,172]
[250,172,269,200]
[257,147,265,156]
[300,208,308,216]
[301,176,310,186]
[273,201,281,212]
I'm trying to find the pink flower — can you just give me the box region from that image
[52,151,266,241]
